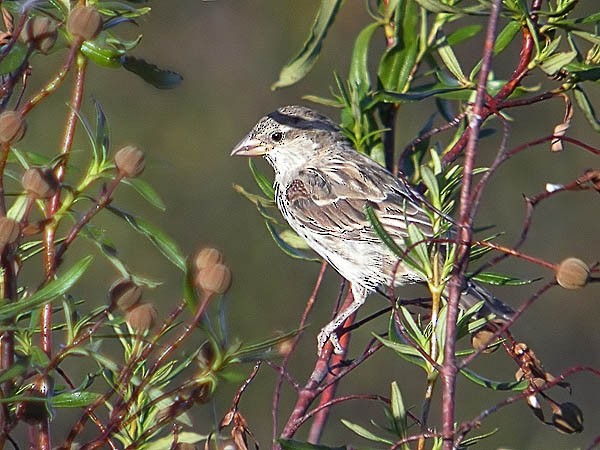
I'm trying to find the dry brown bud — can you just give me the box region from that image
[21,168,58,199]
[22,16,58,54]
[470,329,499,354]
[174,443,198,450]
[109,278,142,311]
[555,257,590,290]
[126,303,158,332]
[585,169,600,192]
[196,341,216,369]
[194,247,224,271]
[114,145,145,178]
[551,401,584,434]
[0,217,20,246]
[195,263,232,295]
[67,6,102,41]
[0,111,26,144]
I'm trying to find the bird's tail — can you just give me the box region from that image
[457,279,515,322]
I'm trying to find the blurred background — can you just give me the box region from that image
[30,1,600,448]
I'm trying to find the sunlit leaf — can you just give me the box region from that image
[122,178,166,210]
[341,419,394,444]
[264,221,319,261]
[272,0,344,89]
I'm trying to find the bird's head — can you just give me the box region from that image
[231,105,343,175]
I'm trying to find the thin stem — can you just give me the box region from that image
[441,2,502,449]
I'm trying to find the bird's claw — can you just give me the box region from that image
[317,327,344,356]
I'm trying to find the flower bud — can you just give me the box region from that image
[194,247,224,271]
[0,217,20,246]
[109,278,142,311]
[551,401,584,434]
[67,6,102,41]
[114,145,145,178]
[22,16,58,54]
[470,329,499,354]
[555,257,590,290]
[0,111,26,144]
[195,263,232,295]
[126,303,158,332]
[22,168,58,199]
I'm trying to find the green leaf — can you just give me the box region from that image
[272,0,344,89]
[364,203,403,257]
[0,359,28,383]
[378,0,419,92]
[264,221,319,261]
[538,50,577,76]
[183,259,200,312]
[122,178,166,210]
[145,433,207,450]
[390,381,408,443]
[446,25,482,46]
[372,84,467,104]
[0,256,93,321]
[122,56,183,89]
[249,159,275,199]
[341,419,394,445]
[233,183,276,209]
[470,272,537,286]
[349,22,380,95]
[574,86,600,132]
[470,21,520,79]
[438,40,468,84]
[106,206,186,270]
[374,335,430,372]
[279,439,346,450]
[420,166,440,209]
[81,40,123,68]
[51,391,102,408]
[460,368,528,391]
[0,42,28,75]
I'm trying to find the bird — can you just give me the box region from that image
[231,105,513,355]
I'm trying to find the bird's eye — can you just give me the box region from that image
[271,131,284,142]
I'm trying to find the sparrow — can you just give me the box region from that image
[231,105,513,355]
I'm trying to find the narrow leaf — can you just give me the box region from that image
[122,56,183,89]
[349,22,380,94]
[272,0,344,89]
[341,419,394,444]
[0,257,93,321]
[51,391,102,408]
[249,159,275,199]
[122,178,166,210]
[106,206,186,270]
[264,221,319,261]
[460,368,528,391]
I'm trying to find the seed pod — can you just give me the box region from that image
[67,6,102,41]
[551,402,584,434]
[555,257,590,290]
[109,278,142,311]
[114,145,145,178]
[0,217,20,246]
[22,168,58,199]
[126,302,158,332]
[22,16,58,54]
[0,111,26,144]
[194,247,224,271]
[195,263,232,295]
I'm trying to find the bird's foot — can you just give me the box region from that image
[317,326,343,356]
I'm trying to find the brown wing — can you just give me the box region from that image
[279,150,433,243]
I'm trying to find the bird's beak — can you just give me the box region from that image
[230,135,267,157]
